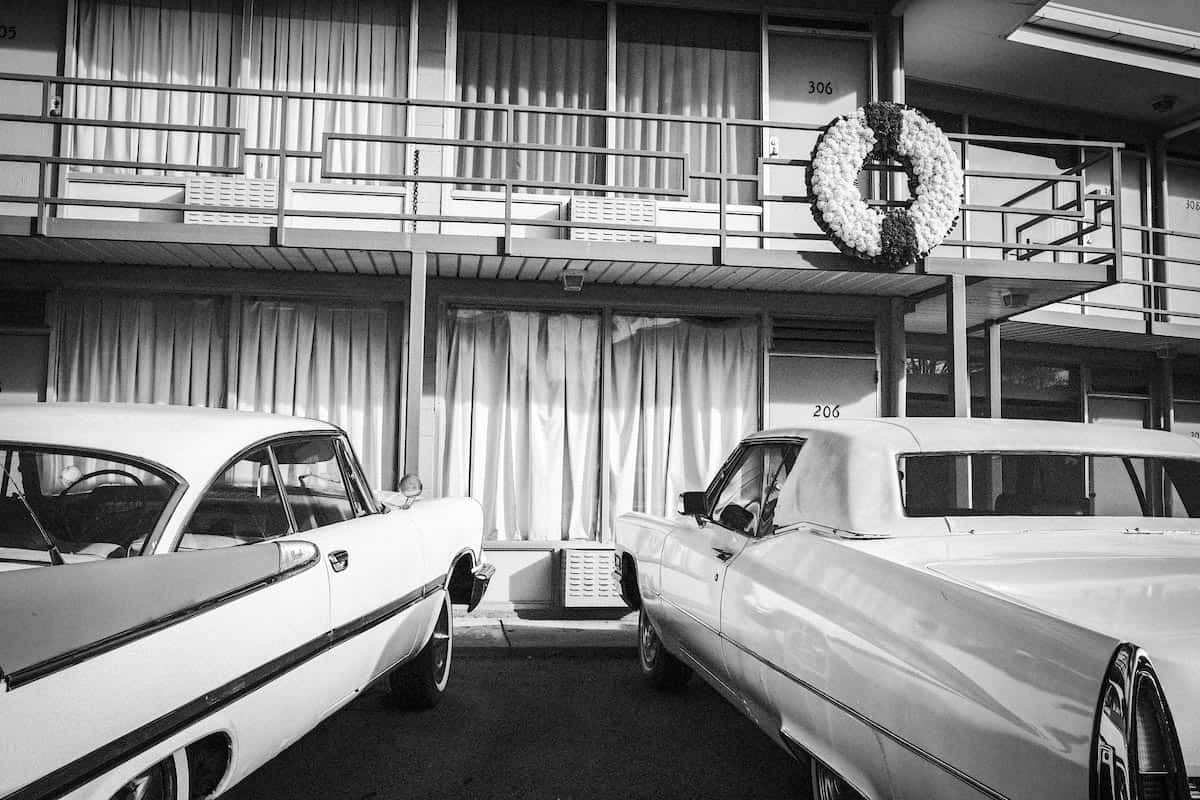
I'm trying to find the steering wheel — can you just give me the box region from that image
[59,469,144,497]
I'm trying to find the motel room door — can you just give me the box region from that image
[766,319,879,427]
[0,333,47,404]
[764,25,874,247]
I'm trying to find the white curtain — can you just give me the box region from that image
[233,299,395,489]
[440,309,601,541]
[71,0,409,182]
[604,316,758,538]
[72,0,240,172]
[615,6,760,203]
[456,0,606,192]
[240,0,410,182]
[56,292,228,405]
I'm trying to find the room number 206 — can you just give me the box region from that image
[813,404,841,418]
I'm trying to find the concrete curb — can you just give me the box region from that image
[454,617,637,656]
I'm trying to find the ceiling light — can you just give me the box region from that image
[561,269,585,292]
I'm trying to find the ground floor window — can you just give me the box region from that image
[439,308,757,542]
[54,291,402,489]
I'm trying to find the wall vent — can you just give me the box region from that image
[185,176,277,226]
[569,197,657,243]
[561,549,625,608]
[771,318,876,357]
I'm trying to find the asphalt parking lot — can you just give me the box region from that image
[225,650,806,800]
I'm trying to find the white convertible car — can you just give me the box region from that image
[0,403,491,800]
[614,418,1200,800]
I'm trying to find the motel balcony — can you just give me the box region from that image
[2,69,1189,343]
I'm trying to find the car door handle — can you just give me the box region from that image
[712,547,734,562]
[329,550,350,573]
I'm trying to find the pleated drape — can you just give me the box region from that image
[615,6,760,203]
[72,0,240,172]
[440,309,757,542]
[56,292,228,406]
[239,0,410,182]
[233,298,393,489]
[71,0,408,181]
[604,316,758,538]
[440,309,602,541]
[455,0,605,192]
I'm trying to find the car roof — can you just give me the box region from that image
[0,403,339,485]
[745,417,1200,458]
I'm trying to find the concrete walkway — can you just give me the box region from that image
[455,616,637,654]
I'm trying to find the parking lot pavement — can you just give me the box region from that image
[225,651,807,800]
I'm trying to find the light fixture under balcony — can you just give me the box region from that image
[561,269,586,293]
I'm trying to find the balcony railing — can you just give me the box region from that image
[0,69,1169,306]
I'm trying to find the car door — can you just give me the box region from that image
[271,435,431,700]
[658,443,788,697]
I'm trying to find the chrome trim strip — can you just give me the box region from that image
[3,544,321,690]
[5,572,445,800]
[722,635,1011,800]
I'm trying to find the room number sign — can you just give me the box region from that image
[0,25,16,40]
[808,81,834,95]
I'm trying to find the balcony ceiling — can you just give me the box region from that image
[899,0,1200,141]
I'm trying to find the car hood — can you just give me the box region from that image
[925,532,1200,775]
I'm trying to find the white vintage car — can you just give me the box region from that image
[614,418,1200,800]
[0,403,492,800]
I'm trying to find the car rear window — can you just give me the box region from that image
[899,452,1200,518]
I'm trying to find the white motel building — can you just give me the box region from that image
[0,0,1197,610]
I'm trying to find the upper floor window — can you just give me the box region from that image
[455,0,606,193]
[70,0,411,182]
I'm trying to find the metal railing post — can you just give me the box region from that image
[503,106,513,251]
[275,93,288,245]
[718,120,727,253]
[36,160,47,236]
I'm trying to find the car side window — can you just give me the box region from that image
[179,448,289,550]
[335,438,376,516]
[709,442,803,537]
[272,437,356,531]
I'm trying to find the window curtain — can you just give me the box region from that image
[615,6,760,203]
[232,299,396,489]
[604,316,758,538]
[55,292,228,406]
[440,309,601,541]
[240,0,410,182]
[72,0,241,172]
[456,0,606,192]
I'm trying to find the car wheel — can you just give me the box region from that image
[811,760,862,800]
[638,607,691,690]
[388,592,453,710]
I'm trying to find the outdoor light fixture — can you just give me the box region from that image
[1002,290,1031,309]
[561,269,585,292]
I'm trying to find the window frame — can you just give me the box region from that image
[269,433,361,533]
[334,436,380,516]
[703,437,805,538]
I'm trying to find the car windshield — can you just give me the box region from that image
[899,452,1200,518]
[0,445,178,561]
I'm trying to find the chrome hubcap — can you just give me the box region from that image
[640,613,660,665]
[431,610,450,680]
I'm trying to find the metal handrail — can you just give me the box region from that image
[0,69,1133,261]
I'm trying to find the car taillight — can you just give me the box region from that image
[1093,645,1189,800]
[1133,673,1186,800]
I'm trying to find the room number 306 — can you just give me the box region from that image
[808,81,833,95]
[0,26,16,40]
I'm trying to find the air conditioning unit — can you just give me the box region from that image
[184,176,277,226]
[568,196,656,243]
[561,548,625,608]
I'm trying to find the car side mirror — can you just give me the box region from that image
[678,491,707,518]
[718,503,754,533]
[398,473,423,509]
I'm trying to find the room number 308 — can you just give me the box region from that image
[0,26,16,40]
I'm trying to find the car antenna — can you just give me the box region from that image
[0,460,65,566]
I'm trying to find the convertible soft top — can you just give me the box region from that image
[0,403,340,486]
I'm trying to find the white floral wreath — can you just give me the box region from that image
[807,102,963,269]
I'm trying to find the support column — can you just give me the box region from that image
[404,251,428,475]
[886,297,907,417]
[986,321,1001,418]
[1155,347,1176,432]
[947,275,970,417]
